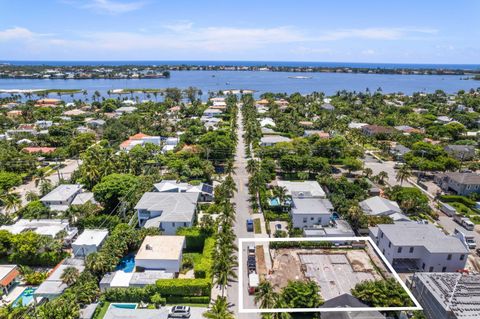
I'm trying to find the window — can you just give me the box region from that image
[388,241,391,248]
[422,263,425,270]
[397,247,402,253]
[183,222,187,227]
[460,254,465,261]
[442,267,447,272]
[409,247,414,253]
[447,254,452,260]
[172,222,175,227]
[429,266,434,272]
[382,249,385,255]
[310,217,314,221]
[317,218,322,222]
[380,232,384,238]
[303,218,307,223]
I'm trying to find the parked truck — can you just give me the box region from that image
[439,202,457,217]
[453,214,475,231]
[453,228,477,249]
[248,272,259,295]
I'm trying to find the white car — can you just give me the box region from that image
[169,305,191,318]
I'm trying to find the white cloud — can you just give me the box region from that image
[79,0,146,14]
[0,27,36,41]
[361,49,376,55]
[316,27,438,41]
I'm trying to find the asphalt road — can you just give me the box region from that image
[226,107,260,319]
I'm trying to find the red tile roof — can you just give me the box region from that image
[0,268,19,286]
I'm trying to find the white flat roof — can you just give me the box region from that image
[110,271,133,288]
[40,184,81,202]
[135,236,185,260]
[277,180,326,198]
[73,229,108,246]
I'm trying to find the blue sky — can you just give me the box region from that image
[0,0,479,63]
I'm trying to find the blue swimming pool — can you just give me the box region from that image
[269,197,280,206]
[110,303,138,309]
[116,253,135,273]
[12,287,36,308]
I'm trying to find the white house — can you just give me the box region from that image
[369,222,468,272]
[203,108,223,117]
[0,219,78,244]
[359,196,410,222]
[135,236,185,273]
[115,106,137,116]
[72,229,108,257]
[291,197,333,229]
[135,192,199,235]
[40,184,83,212]
[153,180,214,202]
[260,135,291,147]
[260,117,276,128]
[276,180,326,198]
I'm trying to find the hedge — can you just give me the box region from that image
[440,195,476,207]
[265,211,291,222]
[269,241,333,249]
[155,278,211,296]
[193,237,215,279]
[176,227,209,252]
[166,296,210,304]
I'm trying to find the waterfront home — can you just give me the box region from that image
[0,265,20,296]
[135,192,199,235]
[135,236,185,273]
[153,180,213,202]
[360,196,410,222]
[72,229,108,257]
[260,135,291,147]
[369,222,468,272]
[435,172,480,196]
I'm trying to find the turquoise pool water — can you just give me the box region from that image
[116,253,135,273]
[269,197,280,206]
[110,303,138,309]
[12,287,36,308]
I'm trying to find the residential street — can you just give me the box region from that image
[13,159,81,206]
[226,106,260,319]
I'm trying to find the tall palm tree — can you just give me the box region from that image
[60,266,80,286]
[0,192,21,214]
[363,167,373,179]
[396,165,412,185]
[377,171,389,185]
[255,281,278,309]
[203,296,234,319]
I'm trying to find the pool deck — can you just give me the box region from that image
[3,284,32,306]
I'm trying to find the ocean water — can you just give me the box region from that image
[0,70,479,99]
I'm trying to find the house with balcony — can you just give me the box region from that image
[135,192,199,235]
[369,222,468,272]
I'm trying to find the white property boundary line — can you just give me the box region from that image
[238,236,423,313]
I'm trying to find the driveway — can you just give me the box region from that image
[12,158,81,207]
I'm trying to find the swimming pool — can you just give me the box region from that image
[115,253,135,273]
[109,303,138,309]
[12,287,36,308]
[269,197,280,206]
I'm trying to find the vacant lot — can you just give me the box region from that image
[269,248,384,300]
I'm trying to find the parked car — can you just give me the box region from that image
[169,306,191,318]
[275,223,282,231]
[247,245,256,256]
[246,219,254,232]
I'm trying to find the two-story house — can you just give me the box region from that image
[435,172,480,196]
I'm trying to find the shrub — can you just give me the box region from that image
[166,296,210,304]
[193,237,215,279]
[269,241,332,249]
[440,195,476,207]
[155,279,211,296]
[176,227,210,252]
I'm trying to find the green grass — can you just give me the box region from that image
[92,302,110,319]
[253,218,262,234]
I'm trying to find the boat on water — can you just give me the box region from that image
[288,76,313,79]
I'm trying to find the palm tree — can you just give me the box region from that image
[60,266,80,286]
[203,296,234,319]
[25,190,39,202]
[272,186,287,205]
[246,159,259,175]
[395,165,412,185]
[377,171,389,185]
[0,192,21,214]
[363,167,373,178]
[213,247,237,296]
[255,280,278,309]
